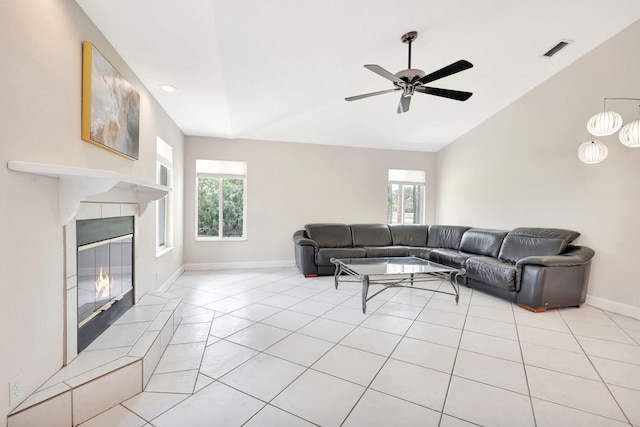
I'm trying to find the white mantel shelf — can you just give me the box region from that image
[8,161,169,225]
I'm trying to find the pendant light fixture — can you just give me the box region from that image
[581,97,640,164]
[586,111,622,136]
[578,140,608,164]
[618,106,640,147]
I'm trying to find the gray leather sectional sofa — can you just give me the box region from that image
[292,223,595,312]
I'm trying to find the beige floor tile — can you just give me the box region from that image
[199,340,259,379]
[122,392,187,422]
[459,330,521,361]
[151,382,263,427]
[220,353,305,401]
[272,370,365,427]
[264,333,334,366]
[343,389,441,426]
[391,337,457,373]
[244,405,315,427]
[532,398,630,427]
[312,344,386,386]
[453,350,528,394]
[444,376,535,427]
[340,326,402,356]
[521,342,599,380]
[370,358,450,411]
[406,319,463,348]
[78,404,146,427]
[526,365,626,421]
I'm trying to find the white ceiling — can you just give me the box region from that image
[76,0,640,152]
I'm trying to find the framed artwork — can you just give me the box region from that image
[81,41,140,160]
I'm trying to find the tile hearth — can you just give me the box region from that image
[14,267,640,426]
[7,292,182,427]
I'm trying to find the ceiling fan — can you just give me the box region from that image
[345,31,473,114]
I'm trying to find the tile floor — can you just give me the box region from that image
[79,268,640,426]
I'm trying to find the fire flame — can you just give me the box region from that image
[95,267,111,298]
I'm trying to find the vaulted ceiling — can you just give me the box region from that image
[76,0,640,151]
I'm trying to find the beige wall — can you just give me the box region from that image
[0,0,184,419]
[437,20,640,315]
[183,137,436,267]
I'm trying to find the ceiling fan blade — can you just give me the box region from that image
[416,60,473,85]
[397,94,411,114]
[345,88,400,102]
[416,86,473,101]
[364,64,404,84]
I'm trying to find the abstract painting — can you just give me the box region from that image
[81,41,140,160]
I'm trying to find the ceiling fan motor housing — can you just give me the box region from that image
[345,29,473,112]
[395,68,426,84]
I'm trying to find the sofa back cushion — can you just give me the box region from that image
[497,227,579,264]
[427,225,471,250]
[350,224,393,247]
[388,224,429,247]
[508,227,580,243]
[498,236,568,264]
[460,228,508,257]
[498,227,580,263]
[305,223,353,248]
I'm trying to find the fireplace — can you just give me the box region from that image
[76,216,135,352]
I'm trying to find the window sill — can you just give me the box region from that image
[195,237,247,242]
[156,246,174,258]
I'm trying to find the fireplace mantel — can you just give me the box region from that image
[8,161,169,225]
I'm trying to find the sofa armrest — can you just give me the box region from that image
[293,230,319,249]
[516,245,594,311]
[293,230,319,276]
[516,245,594,268]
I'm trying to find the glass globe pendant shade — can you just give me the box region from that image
[619,120,640,147]
[578,140,608,164]
[586,111,623,136]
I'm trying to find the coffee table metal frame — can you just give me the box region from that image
[331,257,465,314]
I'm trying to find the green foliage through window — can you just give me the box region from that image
[198,177,245,238]
[388,183,424,224]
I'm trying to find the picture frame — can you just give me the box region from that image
[81,41,140,160]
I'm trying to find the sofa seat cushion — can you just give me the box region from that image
[364,246,409,258]
[316,247,366,266]
[305,223,352,248]
[465,256,518,292]
[429,249,472,269]
[407,247,431,258]
[388,224,429,247]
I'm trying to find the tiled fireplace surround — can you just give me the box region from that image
[7,202,183,426]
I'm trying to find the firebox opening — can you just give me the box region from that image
[76,216,134,352]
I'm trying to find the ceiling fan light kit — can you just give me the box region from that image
[345,31,473,114]
[580,98,640,164]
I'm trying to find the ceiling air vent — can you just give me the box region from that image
[543,40,571,57]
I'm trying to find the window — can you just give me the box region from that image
[196,159,247,239]
[156,138,173,253]
[388,169,425,224]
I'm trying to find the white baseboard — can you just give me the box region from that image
[586,295,640,321]
[184,260,296,271]
[157,265,185,293]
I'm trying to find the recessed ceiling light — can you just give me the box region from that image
[160,84,177,93]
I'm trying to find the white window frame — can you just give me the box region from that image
[156,137,173,256]
[195,159,247,241]
[388,169,426,225]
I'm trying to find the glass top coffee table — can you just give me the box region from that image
[331,257,465,314]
